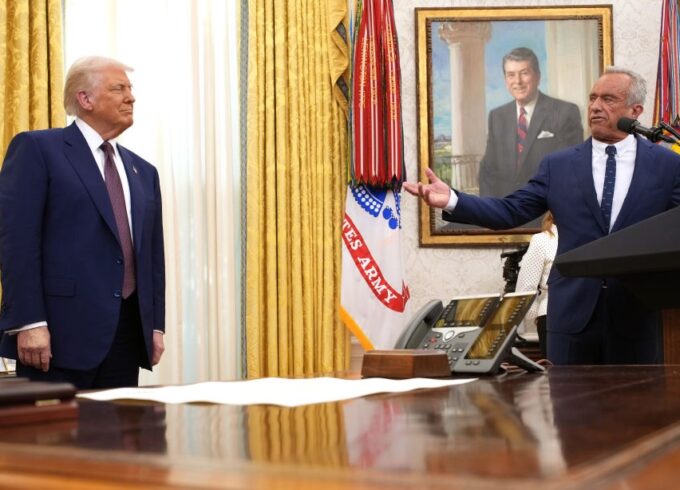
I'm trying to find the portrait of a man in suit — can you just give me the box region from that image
[478,47,584,198]
[422,16,607,242]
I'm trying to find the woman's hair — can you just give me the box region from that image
[542,211,555,236]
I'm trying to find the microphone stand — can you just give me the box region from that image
[648,126,677,144]
[659,121,680,144]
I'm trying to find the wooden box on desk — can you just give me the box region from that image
[361,349,451,378]
[0,377,78,426]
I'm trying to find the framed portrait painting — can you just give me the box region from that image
[416,6,613,245]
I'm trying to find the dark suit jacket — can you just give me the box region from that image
[478,92,583,198]
[0,123,165,370]
[447,136,680,344]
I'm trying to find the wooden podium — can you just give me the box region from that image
[555,206,680,363]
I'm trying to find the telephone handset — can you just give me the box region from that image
[395,291,544,374]
[393,299,445,350]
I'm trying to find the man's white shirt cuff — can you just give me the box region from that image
[7,321,48,335]
[445,188,458,211]
[8,325,165,335]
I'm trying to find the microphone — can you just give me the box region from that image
[617,117,677,144]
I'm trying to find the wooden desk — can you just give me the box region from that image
[2,366,680,489]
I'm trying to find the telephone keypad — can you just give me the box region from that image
[417,328,479,370]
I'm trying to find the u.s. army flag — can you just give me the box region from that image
[340,184,409,349]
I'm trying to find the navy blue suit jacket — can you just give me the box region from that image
[447,136,680,339]
[0,123,165,370]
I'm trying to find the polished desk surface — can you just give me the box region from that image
[3,366,680,489]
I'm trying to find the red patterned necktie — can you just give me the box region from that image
[517,106,528,169]
[100,142,136,298]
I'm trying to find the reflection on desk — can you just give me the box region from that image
[2,367,680,489]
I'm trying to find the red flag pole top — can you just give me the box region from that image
[382,0,404,184]
[654,0,680,128]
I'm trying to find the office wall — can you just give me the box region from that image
[396,0,662,313]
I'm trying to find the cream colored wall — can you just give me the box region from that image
[396,0,663,314]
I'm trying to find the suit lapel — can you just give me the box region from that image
[62,123,120,242]
[500,103,517,163]
[117,144,146,252]
[574,138,608,233]
[611,136,651,232]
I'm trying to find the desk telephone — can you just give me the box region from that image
[394,291,544,374]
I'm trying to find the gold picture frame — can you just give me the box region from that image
[416,6,613,246]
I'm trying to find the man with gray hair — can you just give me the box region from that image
[479,47,583,199]
[0,56,166,389]
[404,67,680,365]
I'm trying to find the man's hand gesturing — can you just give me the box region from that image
[402,168,451,209]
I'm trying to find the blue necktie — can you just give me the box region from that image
[600,145,617,231]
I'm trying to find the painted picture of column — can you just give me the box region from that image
[415,6,613,246]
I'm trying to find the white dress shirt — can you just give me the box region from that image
[76,118,134,234]
[516,95,538,127]
[591,134,636,231]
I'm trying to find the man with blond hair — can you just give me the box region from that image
[0,56,166,389]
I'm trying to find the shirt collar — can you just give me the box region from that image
[75,118,120,157]
[517,93,539,117]
[592,133,636,156]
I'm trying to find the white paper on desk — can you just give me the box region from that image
[77,377,476,407]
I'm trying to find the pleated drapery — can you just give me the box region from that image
[0,0,65,159]
[245,0,349,378]
[0,0,64,371]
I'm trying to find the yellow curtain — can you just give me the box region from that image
[246,0,349,377]
[0,0,64,334]
[0,0,65,160]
